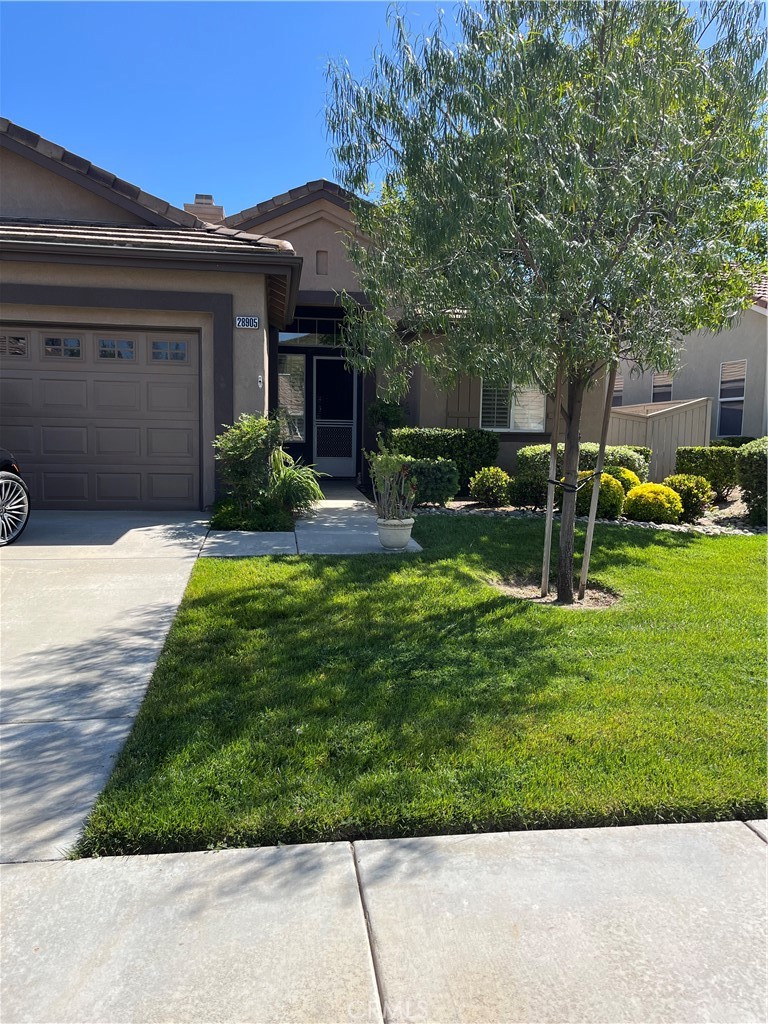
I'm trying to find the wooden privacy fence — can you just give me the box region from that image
[607,398,712,481]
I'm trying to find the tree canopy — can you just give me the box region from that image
[327,0,767,599]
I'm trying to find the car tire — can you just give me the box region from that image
[0,471,30,546]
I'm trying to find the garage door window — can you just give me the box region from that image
[44,336,81,358]
[0,334,28,357]
[151,340,188,362]
[98,338,135,361]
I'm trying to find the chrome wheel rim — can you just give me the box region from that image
[0,477,29,545]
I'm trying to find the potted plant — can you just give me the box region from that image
[367,452,417,550]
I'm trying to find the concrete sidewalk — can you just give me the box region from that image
[200,482,422,557]
[2,821,765,1024]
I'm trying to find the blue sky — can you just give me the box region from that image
[0,1,451,216]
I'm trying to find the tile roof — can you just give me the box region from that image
[0,118,292,252]
[753,276,768,309]
[224,180,359,229]
[0,220,295,255]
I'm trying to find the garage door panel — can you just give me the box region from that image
[40,378,88,410]
[93,426,142,457]
[1,424,35,454]
[148,473,194,502]
[147,380,195,413]
[0,326,201,510]
[95,473,143,502]
[93,379,142,411]
[0,377,34,409]
[41,425,88,455]
[43,472,89,501]
[147,427,193,457]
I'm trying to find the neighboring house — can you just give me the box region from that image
[613,291,767,441]
[0,119,605,510]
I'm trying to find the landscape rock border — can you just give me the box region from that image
[414,504,765,537]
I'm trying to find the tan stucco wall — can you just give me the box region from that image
[401,364,607,473]
[1,260,270,506]
[243,199,362,295]
[620,308,767,439]
[0,148,149,225]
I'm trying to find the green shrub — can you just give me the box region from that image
[212,414,282,513]
[675,446,738,500]
[209,497,294,532]
[604,465,642,494]
[572,471,625,519]
[711,436,756,448]
[513,443,651,508]
[624,484,683,525]
[469,466,512,507]
[367,452,418,519]
[662,474,713,523]
[399,457,459,506]
[268,448,325,516]
[736,437,768,526]
[390,427,499,492]
[366,399,407,441]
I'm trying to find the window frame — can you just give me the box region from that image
[150,338,189,364]
[97,337,136,362]
[0,333,29,358]
[43,335,82,359]
[717,359,747,437]
[277,352,307,442]
[479,380,547,433]
[651,371,673,403]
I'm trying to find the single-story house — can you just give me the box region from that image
[613,288,767,441]
[0,119,605,509]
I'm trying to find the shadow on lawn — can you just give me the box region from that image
[75,518,746,859]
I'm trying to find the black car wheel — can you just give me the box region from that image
[0,471,30,546]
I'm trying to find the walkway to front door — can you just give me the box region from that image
[199,482,422,557]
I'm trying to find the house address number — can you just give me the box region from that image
[235,316,260,329]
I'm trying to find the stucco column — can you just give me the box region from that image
[232,276,269,417]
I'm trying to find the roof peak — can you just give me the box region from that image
[0,117,205,230]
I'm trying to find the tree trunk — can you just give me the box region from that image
[540,366,564,597]
[556,377,586,603]
[578,363,618,600]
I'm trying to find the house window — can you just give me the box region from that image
[316,250,329,275]
[0,335,28,357]
[652,371,673,403]
[717,359,747,436]
[480,383,546,432]
[277,353,306,441]
[612,375,624,407]
[98,338,135,360]
[151,339,188,362]
[44,336,81,358]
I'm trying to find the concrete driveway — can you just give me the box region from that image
[0,511,209,862]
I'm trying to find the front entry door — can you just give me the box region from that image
[313,356,357,477]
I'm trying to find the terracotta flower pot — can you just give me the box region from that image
[376,517,414,550]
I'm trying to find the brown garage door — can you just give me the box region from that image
[0,324,201,509]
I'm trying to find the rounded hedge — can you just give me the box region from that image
[604,465,641,494]
[571,471,625,519]
[675,446,737,500]
[736,436,768,526]
[662,474,712,523]
[389,427,499,493]
[469,465,511,507]
[513,443,651,508]
[624,484,683,525]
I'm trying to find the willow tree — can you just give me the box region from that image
[327,0,766,602]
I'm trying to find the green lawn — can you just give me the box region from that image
[77,517,767,856]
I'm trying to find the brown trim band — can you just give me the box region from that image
[0,282,234,431]
[296,289,368,307]
[0,250,302,328]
